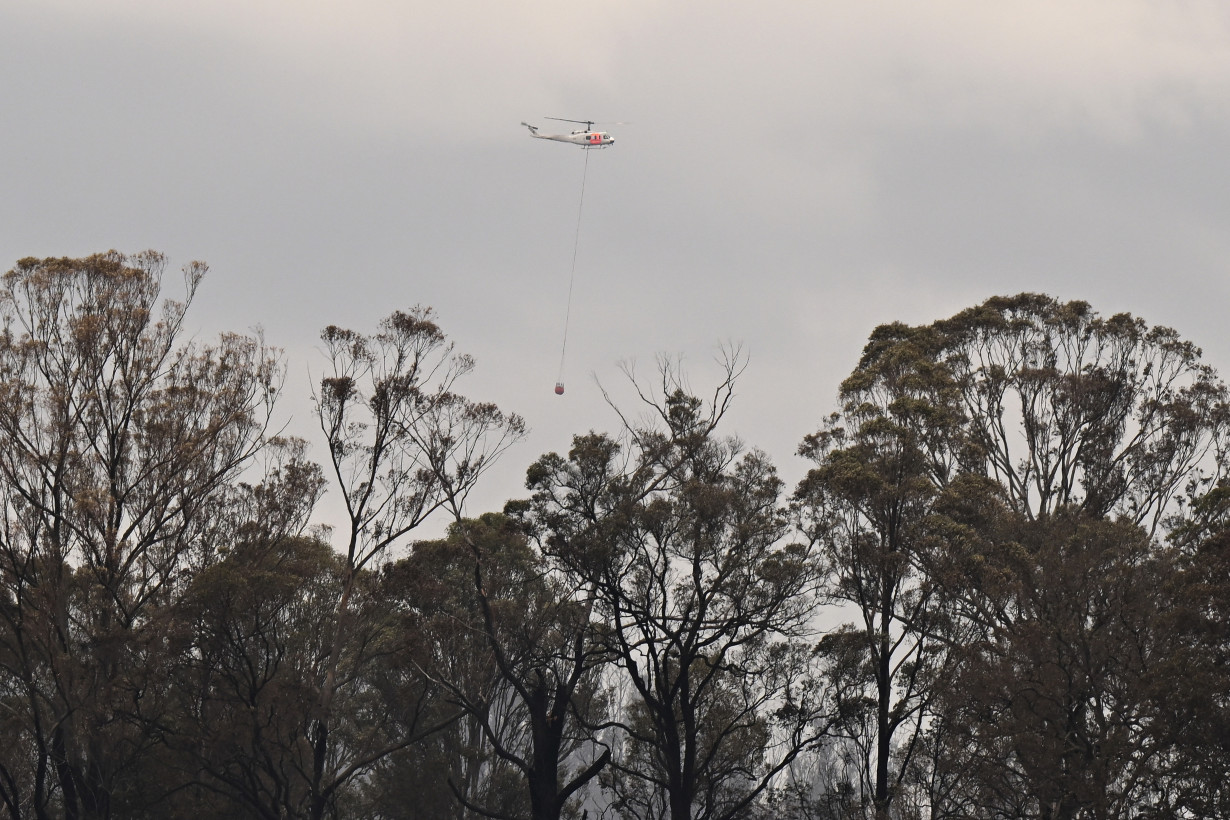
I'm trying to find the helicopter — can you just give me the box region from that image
[522,117,615,148]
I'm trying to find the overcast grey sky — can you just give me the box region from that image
[4,1,1230,529]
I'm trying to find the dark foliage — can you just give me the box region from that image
[3,261,1230,820]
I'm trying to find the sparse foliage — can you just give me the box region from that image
[522,358,832,820]
[0,251,281,819]
[307,307,526,820]
[5,257,1230,820]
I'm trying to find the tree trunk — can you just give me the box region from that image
[875,570,893,820]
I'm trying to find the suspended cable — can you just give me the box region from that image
[555,147,591,395]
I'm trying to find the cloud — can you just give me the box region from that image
[16,0,1230,143]
[6,0,1230,507]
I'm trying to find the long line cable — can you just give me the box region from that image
[557,147,591,388]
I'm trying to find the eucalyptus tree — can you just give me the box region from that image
[1163,488,1230,818]
[795,319,969,819]
[922,295,1230,818]
[927,505,1185,819]
[0,252,282,819]
[165,535,343,819]
[308,307,526,820]
[805,293,1230,818]
[522,358,831,820]
[384,512,610,820]
[932,293,1230,530]
[152,440,357,820]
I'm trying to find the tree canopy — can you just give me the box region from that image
[2,258,1229,820]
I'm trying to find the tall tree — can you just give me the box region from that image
[522,359,830,820]
[165,534,344,819]
[151,440,394,820]
[795,318,967,819]
[932,293,1230,530]
[387,512,610,820]
[309,307,525,820]
[1125,486,1230,818]
[814,294,1230,818]
[929,502,1186,818]
[0,252,281,819]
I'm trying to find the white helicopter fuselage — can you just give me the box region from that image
[522,122,614,147]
